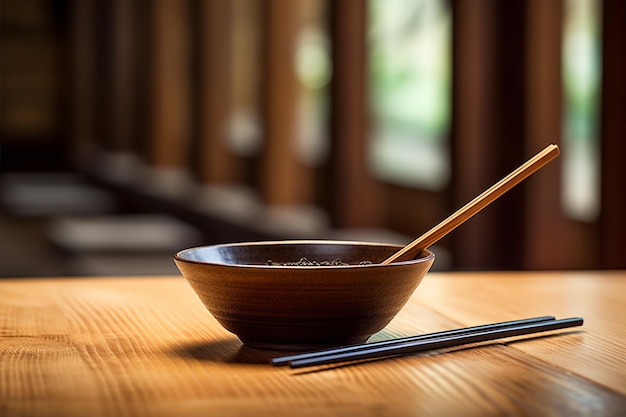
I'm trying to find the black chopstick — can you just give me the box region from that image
[271,315,556,367]
[279,317,583,369]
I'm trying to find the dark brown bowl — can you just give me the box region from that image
[174,240,435,351]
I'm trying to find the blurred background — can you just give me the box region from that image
[1,0,624,277]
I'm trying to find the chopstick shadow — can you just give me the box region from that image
[170,338,298,365]
[289,329,585,375]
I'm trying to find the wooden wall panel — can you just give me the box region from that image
[147,0,192,169]
[259,0,311,206]
[70,0,97,165]
[328,0,382,229]
[451,0,504,269]
[599,0,626,268]
[523,0,577,269]
[109,0,137,153]
[191,0,238,184]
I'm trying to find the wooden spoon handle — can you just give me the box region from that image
[381,144,560,265]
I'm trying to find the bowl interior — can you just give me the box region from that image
[175,240,431,267]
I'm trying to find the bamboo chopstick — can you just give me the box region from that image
[382,144,560,264]
[275,316,583,369]
[271,315,556,367]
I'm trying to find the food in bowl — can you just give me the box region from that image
[266,257,372,266]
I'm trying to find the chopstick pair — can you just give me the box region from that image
[271,316,583,369]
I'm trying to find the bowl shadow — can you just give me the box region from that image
[169,327,419,365]
[170,338,299,365]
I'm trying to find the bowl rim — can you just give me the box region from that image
[173,239,435,269]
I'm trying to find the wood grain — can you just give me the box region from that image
[413,271,626,396]
[1,272,625,417]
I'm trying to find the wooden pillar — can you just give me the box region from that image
[328,0,381,229]
[69,0,97,166]
[71,0,142,174]
[230,0,262,189]
[599,0,626,268]
[524,0,568,268]
[523,0,597,269]
[450,0,497,269]
[89,0,140,167]
[92,0,114,152]
[192,0,238,184]
[146,0,192,169]
[109,0,137,153]
[451,0,527,269]
[259,0,312,206]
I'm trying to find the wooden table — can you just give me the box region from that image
[1,271,625,417]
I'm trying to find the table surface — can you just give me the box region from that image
[1,271,625,417]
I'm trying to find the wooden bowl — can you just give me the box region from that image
[174,240,435,351]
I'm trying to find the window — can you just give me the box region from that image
[228,0,262,157]
[367,0,451,190]
[562,0,601,221]
[295,0,331,167]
